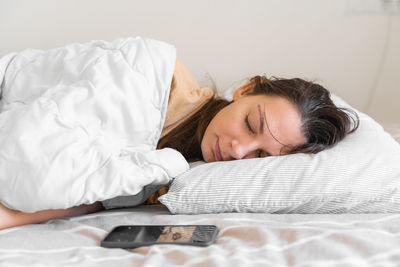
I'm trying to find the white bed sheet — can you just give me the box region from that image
[1,205,400,267]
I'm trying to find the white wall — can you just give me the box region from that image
[0,0,398,124]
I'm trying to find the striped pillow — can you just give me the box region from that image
[159,96,400,214]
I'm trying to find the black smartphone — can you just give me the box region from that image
[100,225,219,249]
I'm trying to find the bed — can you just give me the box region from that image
[0,126,398,267]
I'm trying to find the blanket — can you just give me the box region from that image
[0,37,189,212]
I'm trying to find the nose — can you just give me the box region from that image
[230,139,259,160]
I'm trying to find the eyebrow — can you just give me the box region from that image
[257,104,271,156]
[257,104,265,135]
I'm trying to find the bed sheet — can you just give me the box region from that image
[1,205,400,267]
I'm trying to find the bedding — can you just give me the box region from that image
[0,93,399,267]
[160,95,400,214]
[0,37,189,212]
[2,204,400,266]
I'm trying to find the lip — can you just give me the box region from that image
[214,137,223,161]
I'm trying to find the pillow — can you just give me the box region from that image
[159,95,400,214]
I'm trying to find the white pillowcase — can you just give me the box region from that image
[159,95,400,214]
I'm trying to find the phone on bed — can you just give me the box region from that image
[100,225,219,249]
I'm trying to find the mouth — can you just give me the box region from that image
[214,137,223,161]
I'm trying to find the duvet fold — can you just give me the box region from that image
[0,37,189,212]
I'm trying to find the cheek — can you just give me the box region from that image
[217,118,244,142]
[202,105,242,144]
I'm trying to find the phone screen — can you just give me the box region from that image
[101,225,218,248]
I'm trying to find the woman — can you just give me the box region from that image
[0,42,358,230]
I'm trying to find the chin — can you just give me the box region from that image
[203,154,212,163]
[203,149,215,163]
[200,147,209,162]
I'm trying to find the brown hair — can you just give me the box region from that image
[247,76,359,154]
[157,76,359,161]
[157,96,230,162]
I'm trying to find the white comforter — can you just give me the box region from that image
[0,37,189,212]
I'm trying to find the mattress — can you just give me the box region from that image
[1,204,400,266]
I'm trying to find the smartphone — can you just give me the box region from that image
[100,225,219,249]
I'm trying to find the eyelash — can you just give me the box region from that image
[245,114,269,158]
[245,115,255,134]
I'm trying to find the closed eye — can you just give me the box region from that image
[245,115,255,134]
[246,114,272,158]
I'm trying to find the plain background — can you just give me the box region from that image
[0,0,399,125]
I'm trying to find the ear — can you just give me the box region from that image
[232,81,255,101]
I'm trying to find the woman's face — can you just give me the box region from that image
[200,86,306,162]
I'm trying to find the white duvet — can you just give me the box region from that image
[0,37,189,212]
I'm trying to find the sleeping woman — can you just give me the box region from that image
[0,38,358,230]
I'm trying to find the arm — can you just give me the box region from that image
[0,202,103,230]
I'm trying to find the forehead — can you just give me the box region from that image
[243,95,305,152]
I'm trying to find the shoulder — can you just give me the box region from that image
[172,59,200,91]
[162,59,214,136]
[170,59,214,102]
